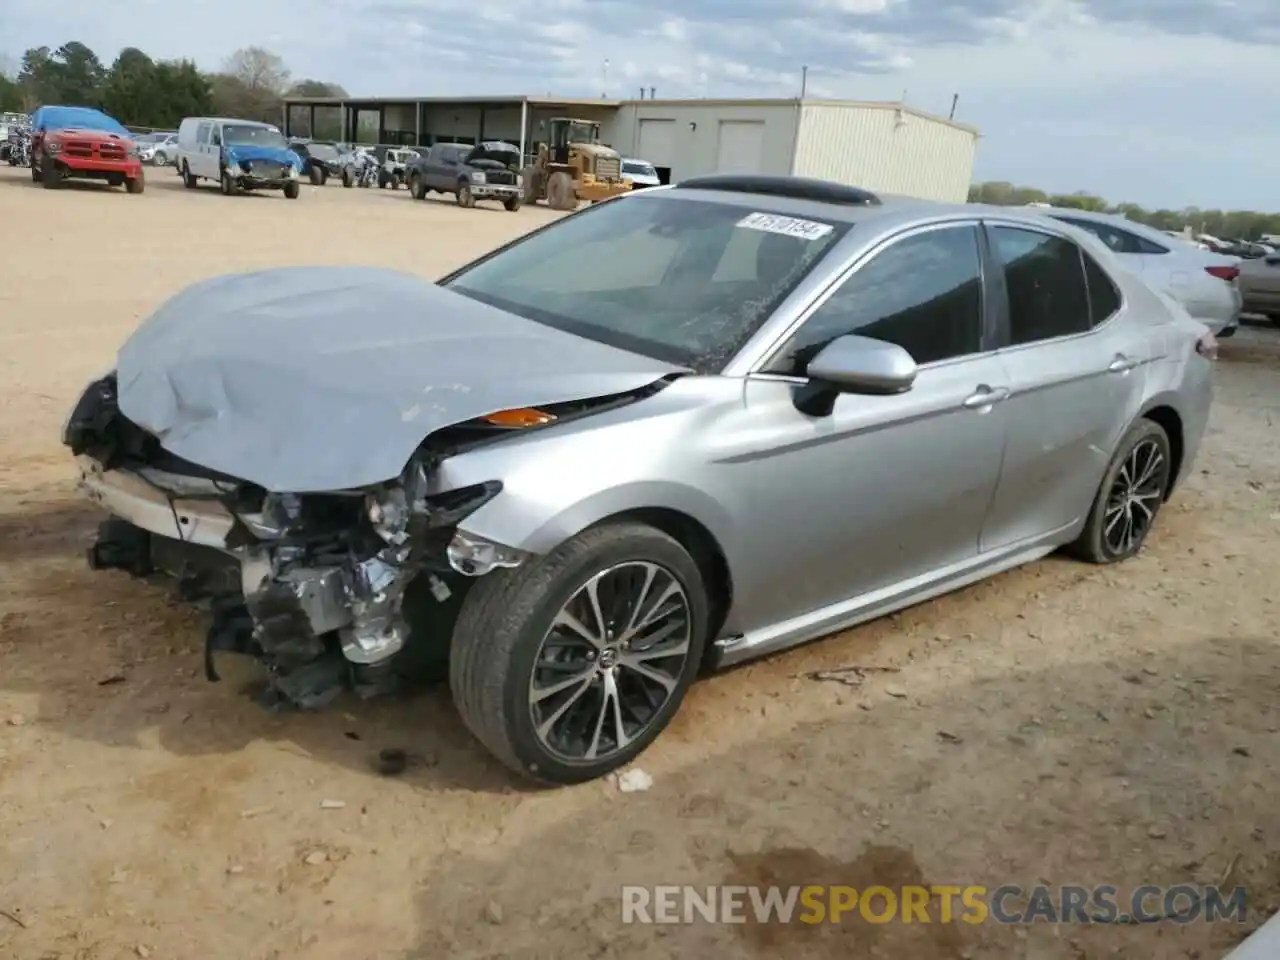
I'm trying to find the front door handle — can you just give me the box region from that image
[1108,355,1139,374]
[962,386,1010,410]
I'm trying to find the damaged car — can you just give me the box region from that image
[67,175,1214,785]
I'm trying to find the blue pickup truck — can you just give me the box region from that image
[405,141,522,211]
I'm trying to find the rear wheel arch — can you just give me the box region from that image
[1139,404,1184,498]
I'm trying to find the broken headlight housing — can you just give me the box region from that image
[364,477,505,547]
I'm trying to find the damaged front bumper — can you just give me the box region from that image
[68,374,522,708]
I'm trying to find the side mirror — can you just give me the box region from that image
[795,335,917,416]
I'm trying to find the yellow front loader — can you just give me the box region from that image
[521,117,632,211]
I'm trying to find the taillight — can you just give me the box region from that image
[1196,332,1219,360]
[1205,265,1239,282]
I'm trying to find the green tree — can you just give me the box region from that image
[100,47,157,125]
[969,181,1280,241]
[50,41,106,104]
[287,79,348,98]
[17,46,58,104]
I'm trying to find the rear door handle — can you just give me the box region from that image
[1108,355,1139,374]
[962,386,1010,409]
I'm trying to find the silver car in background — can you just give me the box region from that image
[65,175,1216,785]
[1034,206,1242,337]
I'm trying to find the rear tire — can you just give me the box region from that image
[342,167,353,188]
[126,174,144,194]
[449,522,708,785]
[1066,418,1172,564]
[153,151,168,166]
[520,165,540,205]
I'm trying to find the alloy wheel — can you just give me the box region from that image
[1103,438,1167,555]
[529,561,692,764]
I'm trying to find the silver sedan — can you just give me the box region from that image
[65,175,1216,784]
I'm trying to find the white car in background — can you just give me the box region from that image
[620,158,661,189]
[1037,208,1242,337]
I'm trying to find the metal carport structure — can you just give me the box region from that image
[281,95,622,166]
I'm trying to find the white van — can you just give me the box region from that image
[176,117,302,198]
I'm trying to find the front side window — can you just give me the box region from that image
[767,224,984,374]
[444,196,848,370]
[991,226,1091,345]
[222,124,287,148]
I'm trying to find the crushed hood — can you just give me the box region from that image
[225,143,300,169]
[115,267,686,493]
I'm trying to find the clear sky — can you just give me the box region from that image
[4,0,1276,211]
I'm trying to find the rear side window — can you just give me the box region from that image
[196,122,211,144]
[1082,252,1122,325]
[991,226,1091,345]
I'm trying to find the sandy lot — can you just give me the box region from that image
[0,165,1278,960]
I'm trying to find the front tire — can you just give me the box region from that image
[1067,418,1172,564]
[457,183,475,208]
[342,167,353,188]
[283,180,300,199]
[450,522,708,785]
[309,166,324,186]
[409,172,426,200]
[41,154,60,189]
[504,195,522,212]
[220,170,235,196]
[181,162,197,189]
[153,151,168,166]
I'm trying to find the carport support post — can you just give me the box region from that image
[519,98,528,166]
[415,101,421,146]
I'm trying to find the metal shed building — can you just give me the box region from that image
[607,99,979,202]
[281,94,979,202]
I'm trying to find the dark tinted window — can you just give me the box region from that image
[1083,251,1122,325]
[1053,216,1168,255]
[769,225,984,374]
[991,227,1090,344]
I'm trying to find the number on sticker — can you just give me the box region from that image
[737,212,834,241]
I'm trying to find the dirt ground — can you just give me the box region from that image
[0,165,1277,960]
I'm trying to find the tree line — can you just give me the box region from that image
[969,181,1280,243]
[0,41,346,131]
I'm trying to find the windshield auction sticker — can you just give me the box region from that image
[737,212,835,240]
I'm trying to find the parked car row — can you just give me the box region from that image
[1027,206,1244,338]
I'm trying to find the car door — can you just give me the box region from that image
[733,221,1011,629]
[192,121,212,179]
[979,221,1153,552]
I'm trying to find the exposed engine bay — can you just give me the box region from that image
[64,372,653,709]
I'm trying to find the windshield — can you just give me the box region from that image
[223,124,287,148]
[444,195,847,370]
[308,143,339,160]
[623,161,656,177]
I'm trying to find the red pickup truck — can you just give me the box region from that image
[29,105,144,194]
